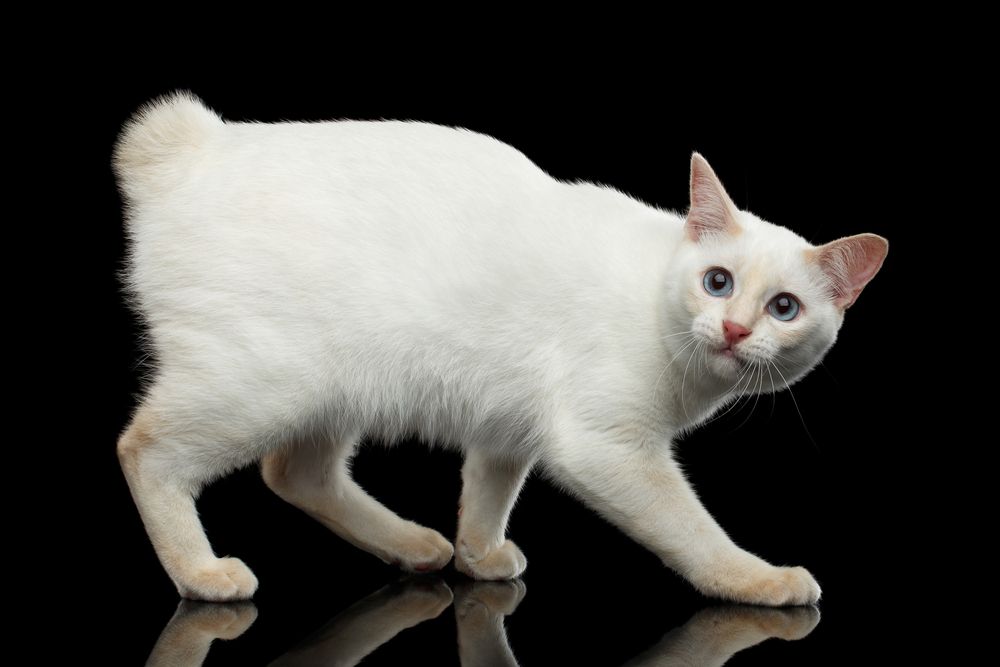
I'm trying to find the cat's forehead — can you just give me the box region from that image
[736,212,813,253]
[702,213,824,292]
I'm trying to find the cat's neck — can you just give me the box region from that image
[653,314,746,434]
[660,364,736,435]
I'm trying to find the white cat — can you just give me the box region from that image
[114,92,886,605]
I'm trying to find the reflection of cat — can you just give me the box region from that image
[142,580,817,666]
[144,601,258,666]
[115,92,887,604]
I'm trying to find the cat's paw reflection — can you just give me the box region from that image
[746,605,820,641]
[455,579,526,619]
[268,577,453,666]
[455,580,525,666]
[381,576,455,621]
[625,605,820,665]
[144,600,257,666]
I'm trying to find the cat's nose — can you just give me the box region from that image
[723,320,751,348]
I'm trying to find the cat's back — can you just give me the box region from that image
[114,91,550,213]
[115,93,676,311]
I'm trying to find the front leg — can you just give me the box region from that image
[455,448,532,580]
[543,436,820,607]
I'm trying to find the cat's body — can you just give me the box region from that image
[115,92,886,605]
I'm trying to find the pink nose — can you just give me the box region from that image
[723,320,751,348]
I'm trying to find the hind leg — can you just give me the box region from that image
[454,448,532,580]
[261,436,453,573]
[118,408,258,601]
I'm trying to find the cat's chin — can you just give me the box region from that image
[710,348,747,377]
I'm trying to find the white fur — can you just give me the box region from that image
[115,91,886,604]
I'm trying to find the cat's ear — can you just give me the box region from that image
[686,153,742,242]
[807,233,888,310]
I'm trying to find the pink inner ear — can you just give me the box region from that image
[686,153,741,241]
[812,233,888,309]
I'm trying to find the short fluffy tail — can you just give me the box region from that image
[113,90,222,201]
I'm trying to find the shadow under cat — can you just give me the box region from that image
[142,576,819,666]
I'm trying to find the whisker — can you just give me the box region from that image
[725,359,766,433]
[765,361,779,424]
[706,356,758,427]
[817,360,843,388]
[652,331,699,398]
[653,330,707,424]
[661,329,698,339]
[679,336,706,423]
[770,362,821,453]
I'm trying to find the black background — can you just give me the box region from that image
[29,29,969,665]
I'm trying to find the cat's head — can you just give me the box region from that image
[666,153,887,396]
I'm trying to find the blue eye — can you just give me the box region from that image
[703,269,733,297]
[768,294,800,321]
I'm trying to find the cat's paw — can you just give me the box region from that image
[386,523,454,574]
[753,566,821,607]
[176,557,259,601]
[722,565,821,607]
[455,539,527,580]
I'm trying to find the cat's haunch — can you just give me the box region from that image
[115,92,886,605]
